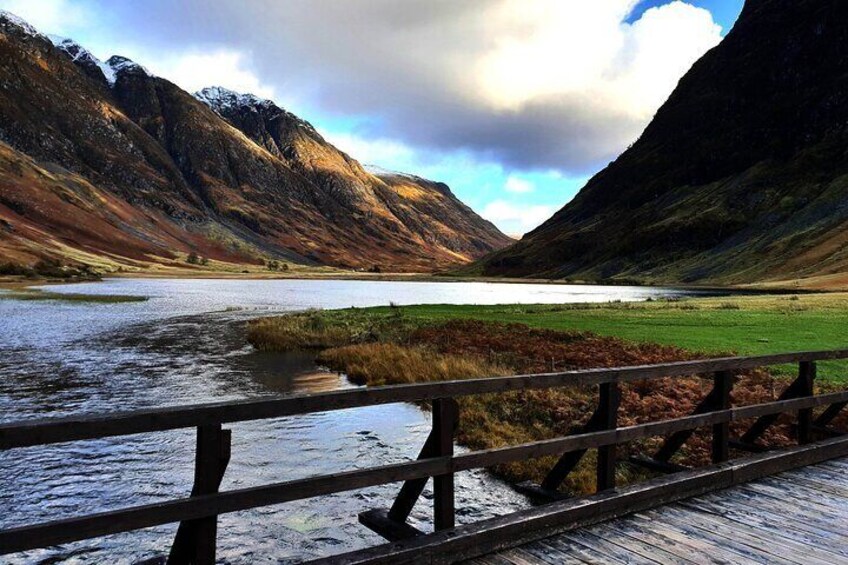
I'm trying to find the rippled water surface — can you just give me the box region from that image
[0,278,717,563]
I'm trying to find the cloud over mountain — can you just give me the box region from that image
[54,0,721,174]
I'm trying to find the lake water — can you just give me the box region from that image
[0,278,720,564]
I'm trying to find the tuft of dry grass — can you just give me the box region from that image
[317,343,510,386]
[247,307,419,351]
[248,310,356,350]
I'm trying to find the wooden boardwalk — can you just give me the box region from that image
[4,351,848,563]
[473,457,848,565]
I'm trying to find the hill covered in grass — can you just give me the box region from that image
[478,0,848,286]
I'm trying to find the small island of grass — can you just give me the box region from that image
[0,289,148,303]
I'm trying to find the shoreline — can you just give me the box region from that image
[0,270,824,295]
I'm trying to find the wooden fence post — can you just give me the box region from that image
[798,361,815,444]
[432,398,459,531]
[168,424,231,565]
[712,371,733,463]
[597,382,620,491]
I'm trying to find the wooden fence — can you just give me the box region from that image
[1,350,848,564]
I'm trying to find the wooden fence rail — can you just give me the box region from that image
[1,349,848,563]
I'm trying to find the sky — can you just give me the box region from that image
[0,0,744,236]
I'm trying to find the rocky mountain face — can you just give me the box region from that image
[479,0,848,285]
[0,12,510,273]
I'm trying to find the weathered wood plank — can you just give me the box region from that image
[558,529,659,564]
[5,350,848,450]
[712,370,734,463]
[797,362,816,444]
[686,493,848,548]
[596,519,726,565]
[777,472,848,499]
[629,510,801,565]
[359,509,424,542]
[614,514,750,564]
[519,540,592,565]
[734,484,848,524]
[588,522,697,565]
[6,406,845,556]
[651,504,836,565]
[678,497,848,558]
[539,538,626,565]
[756,475,848,509]
[477,454,848,565]
[306,438,848,564]
[499,548,550,565]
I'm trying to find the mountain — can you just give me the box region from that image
[0,12,510,273]
[479,0,848,286]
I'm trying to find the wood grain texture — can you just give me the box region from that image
[4,350,848,450]
[478,455,848,565]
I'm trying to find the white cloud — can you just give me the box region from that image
[504,175,534,194]
[477,0,721,120]
[322,132,415,166]
[144,49,276,100]
[71,0,725,172]
[0,0,86,34]
[482,200,556,236]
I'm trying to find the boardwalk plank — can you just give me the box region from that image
[599,519,726,564]
[476,554,517,565]
[540,537,626,565]
[757,475,848,508]
[679,498,848,557]
[629,511,785,564]
[520,539,592,565]
[470,457,848,565]
[800,463,848,480]
[819,459,848,471]
[653,503,835,565]
[777,473,848,498]
[499,548,548,565]
[737,482,848,516]
[558,529,660,565]
[588,522,698,565]
[610,515,746,564]
[699,489,848,537]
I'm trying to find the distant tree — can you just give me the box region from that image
[281,262,289,272]
[200,257,209,266]
[267,259,280,271]
[369,264,382,273]
[187,252,200,265]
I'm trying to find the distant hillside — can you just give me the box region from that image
[0,12,510,273]
[479,0,848,285]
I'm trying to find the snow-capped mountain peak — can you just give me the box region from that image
[194,87,319,134]
[0,10,46,39]
[49,36,118,86]
[194,86,273,112]
[105,56,151,80]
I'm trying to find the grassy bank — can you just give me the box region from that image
[352,294,848,359]
[247,295,848,493]
[251,293,848,380]
[0,288,147,303]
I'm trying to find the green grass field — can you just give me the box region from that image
[336,293,848,381]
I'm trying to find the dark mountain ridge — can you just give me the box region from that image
[479,0,848,285]
[0,12,510,272]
